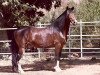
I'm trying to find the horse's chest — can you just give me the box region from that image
[55,32,66,44]
[59,32,65,39]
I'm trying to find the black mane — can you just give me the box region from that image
[50,9,67,31]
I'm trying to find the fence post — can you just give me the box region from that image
[68,26,71,56]
[37,48,41,59]
[80,20,83,58]
[37,22,42,28]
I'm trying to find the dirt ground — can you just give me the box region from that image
[0,58,100,75]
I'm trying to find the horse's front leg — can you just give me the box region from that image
[54,60,61,72]
[54,44,62,72]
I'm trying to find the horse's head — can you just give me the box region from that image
[66,6,78,25]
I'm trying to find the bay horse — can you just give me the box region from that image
[12,6,77,73]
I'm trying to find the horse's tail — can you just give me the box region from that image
[7,29,19,71]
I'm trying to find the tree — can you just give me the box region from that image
[0,0,61,27]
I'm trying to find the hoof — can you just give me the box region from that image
[54,66,62,72]
[12,66,18,73]
[18,70,25,74]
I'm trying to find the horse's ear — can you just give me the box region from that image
[66,6,69,10]
[71,7,74,10]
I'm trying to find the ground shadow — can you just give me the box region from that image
[0,58,100,73]
[0,66,13,73]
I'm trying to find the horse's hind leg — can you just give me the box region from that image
[17,47,25,73]
[12,52,19,72]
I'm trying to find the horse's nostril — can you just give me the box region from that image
[71,21,76,25]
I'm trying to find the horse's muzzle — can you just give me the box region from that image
[71,20,78,25]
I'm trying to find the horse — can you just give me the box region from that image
[12,6,77,73]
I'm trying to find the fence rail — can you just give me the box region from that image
[0,40,12,42]
[0,28,17,30]
[0,21,100,59]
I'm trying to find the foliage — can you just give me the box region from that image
[76,0,100,21]
[73,0,100,48]
[39,2,66,23]
[0,0,100,27]
[0,0,61,27]
[39,0,100,23]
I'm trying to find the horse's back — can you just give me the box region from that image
[29,26,66,48]
[14,26,66,48]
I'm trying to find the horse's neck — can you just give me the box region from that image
[62,19,71,40]
[50,12,71,40]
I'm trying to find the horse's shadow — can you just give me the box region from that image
[0,58,100,73]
